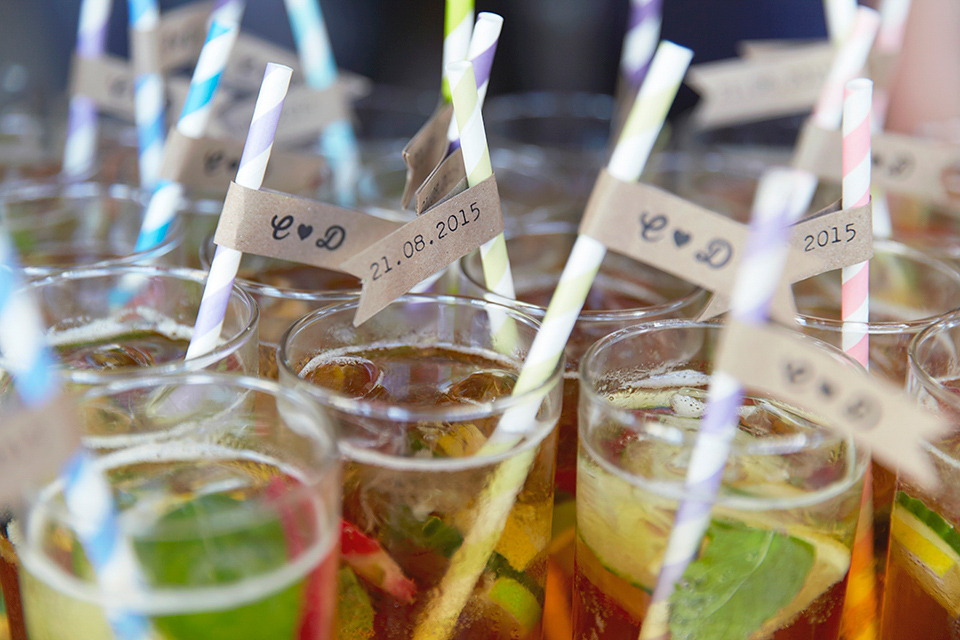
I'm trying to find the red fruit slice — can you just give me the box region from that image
[341,520,417,603]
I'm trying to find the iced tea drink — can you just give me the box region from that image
[575,321,867,639]
[458,220,706,636]
[279,294,563,639]
[881,312,960,638]
[794,239,960,599]
[1,180,186,278]
[6,372,341,640]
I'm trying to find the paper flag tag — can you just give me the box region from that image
[159,130,328,195]
[215,182,402,269]
[579,170,798,323]
[156,0,211,71]
[215,84,350,146]
[401,105,453,209]
[0,394,81,507]
[224,33,303,89]
[686,42,833,129]
[415,148,468,214]
[793,121,960,207]
[717,320,948,489]
[700,198,874,318]
[69,55,202,121]
[737,38,826,59]
[341,176,503,325]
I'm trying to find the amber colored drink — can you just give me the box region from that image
[279,295,563,639]
[575,322,867,640]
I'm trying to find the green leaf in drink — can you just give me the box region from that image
[668,520,814,640]
[336,566,375,639]
[134,493,305,640]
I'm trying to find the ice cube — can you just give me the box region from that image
[443,370,517,405]
[304,357,384,399]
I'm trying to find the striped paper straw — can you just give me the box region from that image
[620,0,662,91]
[824,0,858,44]
[284,0,360,207]
[408,41,691,640]
[185,63,293,360]
[134,0,244,252]
[812,7,881,131]
[128,0,166,190]
[63,0,112,179]
[447,60,515,303]
[0,231,150,640]
[842,79,872,368]
[441,0,473,102]
[446,12,502,153]
[638,168,815,640]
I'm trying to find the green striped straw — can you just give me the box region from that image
[410,41,693,640]
[441,0,473,102]
[446,59,516,349]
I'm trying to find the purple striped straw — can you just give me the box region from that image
[637,168,817,640]
[621,0,662,91]
[63,0,113,179]
[447,12,502,154]
[185,63,293,360]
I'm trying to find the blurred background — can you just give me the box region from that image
[1,0,832,116]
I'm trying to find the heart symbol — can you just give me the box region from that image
[673,230,691,247]
[297,224,313,240]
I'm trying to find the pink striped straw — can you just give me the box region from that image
[185,63,293,359]
[638,168,816,640]
[841,79,873,368]
[812,7,881,131]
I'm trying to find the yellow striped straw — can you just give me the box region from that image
[442,0,473,102]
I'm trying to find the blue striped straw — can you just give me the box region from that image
[0,230,150,640]
[186,63,293,360]
[134,0,245,253]
[128,0,166,190]
[283,0,359,207]
[621,0,662,91]
[637,168,817,640]
[63,0,113,179]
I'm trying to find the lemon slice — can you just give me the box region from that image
[749,529,850,638]
[890,500,960,617]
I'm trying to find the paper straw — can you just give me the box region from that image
[409,42,692,640]
[638,168,815,640]
[284,0,359,207]
[446,12,502,153]
[841,79,872,368]
[824,0,857,44]
[0,231,150,640]
[441,0,473,103]
[134,0,244,252]
[186,63,292,360]
[447,60,515,302]
[128,0,166,190]
[812,7,881,131]
[63,0,112,179]
[620,0,662,91]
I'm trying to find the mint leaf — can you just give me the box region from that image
[668,520,814,640]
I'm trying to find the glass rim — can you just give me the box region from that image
[2,179,186,276]
[199,233,363,300]
[459,225,707,323]
[12,371,338,610]
[25,265,259,382]
[278,293,564,466]
[909,309,960,414]
[579,318,861,456]
[793,239,960,333]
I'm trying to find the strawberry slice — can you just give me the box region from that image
[341,520,417,603]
